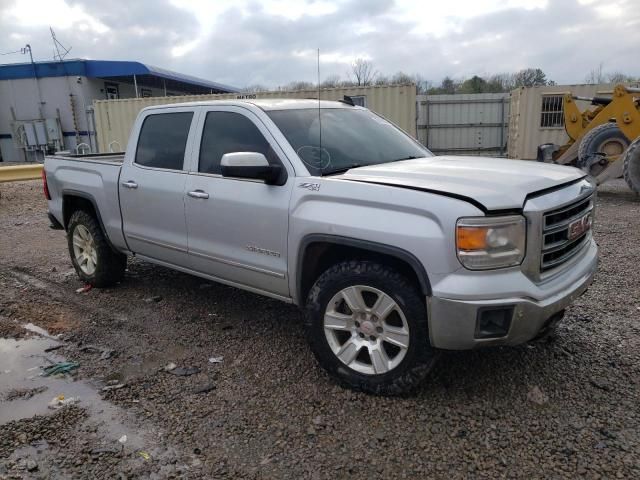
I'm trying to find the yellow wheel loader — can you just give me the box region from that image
[537,84,640,192]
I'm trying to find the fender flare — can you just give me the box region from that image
[61,189,117,251]
[296,234,432,301]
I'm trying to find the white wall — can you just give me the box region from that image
[0,75,185,162]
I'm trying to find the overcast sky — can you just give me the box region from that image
[1,0,638,89]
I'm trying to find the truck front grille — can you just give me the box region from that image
[540,195,593,272]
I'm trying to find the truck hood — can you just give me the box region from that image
[338,156,586,211]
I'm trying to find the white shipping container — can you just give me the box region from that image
[93,84,417,153]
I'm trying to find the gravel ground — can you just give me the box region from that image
[0,179,639,479]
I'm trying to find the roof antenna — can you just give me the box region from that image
[317,48,322,167]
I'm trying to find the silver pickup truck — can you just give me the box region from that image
[44,99,598,394]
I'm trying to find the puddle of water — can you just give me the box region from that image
[0,334,145,449]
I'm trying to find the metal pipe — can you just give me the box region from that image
[500,97,505,156]
[133,75,139,98]
[0,164,43,183]
[75,142,90,154]
[424,98,429,148]
[85,107,96,153]
[25,44,44,119]
[163,79,167,96]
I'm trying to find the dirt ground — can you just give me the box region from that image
[0,179,639,479]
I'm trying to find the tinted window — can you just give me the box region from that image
[135,112,193,170]
[199,112,277,174]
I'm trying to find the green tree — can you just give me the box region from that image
[459,75,488,93]
[512,68,549,87]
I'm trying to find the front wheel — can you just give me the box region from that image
[67,210,126,287]
[304,261,438,395]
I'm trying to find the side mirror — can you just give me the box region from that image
[220,152,283,185]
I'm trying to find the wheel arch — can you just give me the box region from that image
[62,190,116,250]
[295,234,431,305]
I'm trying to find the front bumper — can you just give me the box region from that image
[428,238,598,350]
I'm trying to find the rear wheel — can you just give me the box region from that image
[304,260,438,395]
[577,123,630,177]
[623,137,640,193]
[67,210,126,287]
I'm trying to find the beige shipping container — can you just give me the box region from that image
[507,83,639,160]
[93,84,416,153]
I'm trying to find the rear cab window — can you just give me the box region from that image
[135,112,194,170]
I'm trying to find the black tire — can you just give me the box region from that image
[577,123,630,176]
[304,260,438,395]
[623,137,640,193]
[67,210,126,287]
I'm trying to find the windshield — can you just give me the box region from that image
[266,108,432,176]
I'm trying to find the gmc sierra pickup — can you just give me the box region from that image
[43,99,598,394]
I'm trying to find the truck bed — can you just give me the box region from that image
[44,152,128,251]
[46,152,125,164]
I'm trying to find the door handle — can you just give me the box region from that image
[121,180,138,189]
[187,190,209,199]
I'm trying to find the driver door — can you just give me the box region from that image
[184,107,293,297]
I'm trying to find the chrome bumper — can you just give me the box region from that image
[428,239,598,350]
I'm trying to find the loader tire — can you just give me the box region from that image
[623,137,640,193]
[577,123,630,177]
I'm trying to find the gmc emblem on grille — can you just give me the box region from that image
[568,213,592,241]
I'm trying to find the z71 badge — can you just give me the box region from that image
[298,182,320,191]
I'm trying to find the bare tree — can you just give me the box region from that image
[412,73,431,94]
[390,71,413,84]
[607,72,638,84]
[585,62,606,84]
[284,80,316,91]
[242,84,268,93]
[350,58,377,86]
[374,74,389,86]
[486,73,515,92]
[320,74,341,88]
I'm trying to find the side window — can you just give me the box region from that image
[105,82,119,100]
[135,112,193,170]
[199,111,276,174]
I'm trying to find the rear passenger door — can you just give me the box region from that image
[184,106,293,297]
[119,109,197,266]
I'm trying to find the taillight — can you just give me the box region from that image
[42,168,51,200]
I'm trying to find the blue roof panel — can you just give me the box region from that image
[0,59,238,92]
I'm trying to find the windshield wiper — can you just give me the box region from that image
[390,155,422,162]
[322,164,361,176]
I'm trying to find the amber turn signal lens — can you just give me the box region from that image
[457,226,488,251]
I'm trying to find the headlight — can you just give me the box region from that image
[456,215,526,270]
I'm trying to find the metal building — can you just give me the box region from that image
[92,84,416,153]
[416,93,510,156]
[508,82,640,160]
[0,59,238,163]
